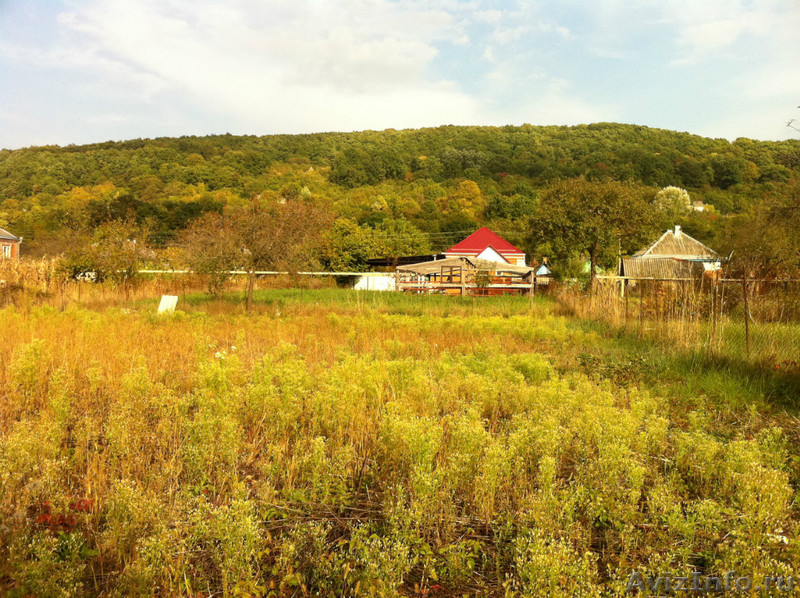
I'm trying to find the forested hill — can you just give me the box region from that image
[1,123,799,258]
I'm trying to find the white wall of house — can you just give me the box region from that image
[475,246,510,263]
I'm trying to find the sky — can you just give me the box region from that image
[0,0,798,149]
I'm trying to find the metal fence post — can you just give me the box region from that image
[742,273,751,359]
[710,279,718,357]
[624,279,629,329]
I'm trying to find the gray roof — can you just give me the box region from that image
[397,256,534,277]
[621,257,708,280]
[633,227,719,260]
[0,226,20,241]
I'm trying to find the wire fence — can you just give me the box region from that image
[3,254,799,371]
[556,273,800,368]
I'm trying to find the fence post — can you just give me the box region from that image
[742,273,751,359]
[638,282,644,336]
[710,279,718,356]
[529,275,535,310]
[624,279,629,329]
[653,281,664,328]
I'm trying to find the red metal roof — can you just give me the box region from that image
[446,227,524,256]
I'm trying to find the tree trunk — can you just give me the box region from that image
[589,241,599,291]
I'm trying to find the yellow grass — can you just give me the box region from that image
[1,281,798,597]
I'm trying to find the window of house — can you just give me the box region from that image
[2,245,10,258]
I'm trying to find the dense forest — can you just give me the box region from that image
[1,123,799,275]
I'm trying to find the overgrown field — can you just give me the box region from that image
[1,290,799,597]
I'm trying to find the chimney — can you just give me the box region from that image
[674,225,681,236]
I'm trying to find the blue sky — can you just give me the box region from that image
[0,0,798,149]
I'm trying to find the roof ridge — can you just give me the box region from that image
[634,228,718,259]
[0,226,20,241]
[446,227,524,255]
[639,230,671,257]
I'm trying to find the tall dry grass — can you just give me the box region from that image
[0,257,339,313]
[555,277,800,367]
[1,282,798,596]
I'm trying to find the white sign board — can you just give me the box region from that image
[157,295,178,313]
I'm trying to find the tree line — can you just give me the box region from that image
[2,123,799,280]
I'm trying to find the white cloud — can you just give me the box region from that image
[46,0,486,133]
[651,0,796,66]
[490,25,528,44]
[480,58,614,128]
[669,15,763,65]
[474,9,503,24]
[2,0,797,146]
[85,113,128,124]
[658,0,800,139]
[554,26,570,39]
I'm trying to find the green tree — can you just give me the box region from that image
[719,182,800,276]
[370,218,432,264]
[529,178,655,286]
[675,155,712,187]
[329,147,405,188]
[445,180,486,219]
[319,218,376,271]
[710,153,747,189]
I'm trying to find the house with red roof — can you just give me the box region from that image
[444,227,527,266]
[0,226,21,260]
[395,228,536,296]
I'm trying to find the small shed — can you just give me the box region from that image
[621,225,720,280]
[0,227,21,260]
[532,258,553,285]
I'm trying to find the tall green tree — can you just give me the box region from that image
[370,218,432,264]
[319,218,376,271]
[529,178,655,286]
[720,181,800,276]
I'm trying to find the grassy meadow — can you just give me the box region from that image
[1,288,799,597]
